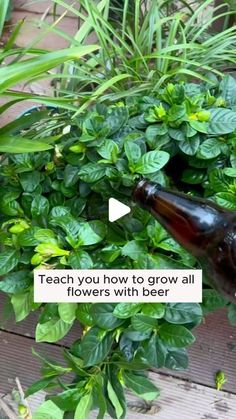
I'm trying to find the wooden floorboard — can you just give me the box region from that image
[1,329,236,419]
[90,372,236,419]
[1,292,236,394]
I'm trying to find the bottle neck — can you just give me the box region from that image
[133,180,228,257]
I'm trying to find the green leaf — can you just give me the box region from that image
[131,314,157,333]
[159,324,195,347]
[0,270,31,294]
[135,150,169,174]
[0,250,19,275]
[34,229,57,245]
[0,0,10,37]
[121,240,146,260]
[58,303,77,324]
[107,380,124,419]
[91,304,124,330]
[18,227,40,246]
[124,142,141,165]
[144,334,166,368]
[34,400,64,419]
[215,192,236,210]
[202,289,227,315]
[0,135,53,153]
[74,393,92,419]
[77,221,106,246]
[49,389,82,412]
[123,371,160,401]
[181,168,205,184]
[68,250,93,269]
[35,243,69,257]
[168,128,185,141]
[142,303,165,319]
[78,163,106,182]
[76,303,94,326]
[208,108,236,135]
[122,328,151,341]
[189,120,208,134]
[20,171,41,192]
[0,46,99,93]
[113,303,143,319]
[36,319,72,342]
[224,168,236,177]
[178,135,200,156]
[220,75,236,106]
[80,327,113,367]
[228,304,236,326]
[165,347,189,370]
[11,290,33,321]
[198,138,221,159]
[94,379,107,419]
[25,376,54,397]
[64,165,80,187]
[31,195,50,218]
[98,140,119,162]
[209,169,229,192]
[164,303,202,324]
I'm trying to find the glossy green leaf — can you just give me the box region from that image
[74,393,92,419]
[123,371,160,401]
[159,324,195,347]
[91,304,124,330]
[208,108,236,135]
[131,314,157,333]
[0,250,19,275]
[135,150,169,174]
[0,270,31,294]
[36,319,72,342]
[0,46,99,93]
[164,303,202,324]
[0,135,53,153]
[113,303,143,319]
[142,303,165,319]
[165,347,189,370]
[68,250,93,269]
[34,400,64,419]
[80,327,113,367]
[107,380,124,419]
[58,303,77,324]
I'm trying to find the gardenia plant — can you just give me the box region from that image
[1,76,236,418]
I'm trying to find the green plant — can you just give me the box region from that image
[43,0,236,111]
[0,35,99,152]
[0,0,12,37]
[1,75,236,417]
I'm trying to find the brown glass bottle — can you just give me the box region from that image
[133,179,236,303]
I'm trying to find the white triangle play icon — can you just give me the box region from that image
[108,198,131,222]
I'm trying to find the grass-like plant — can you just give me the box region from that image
[40,0,236,113]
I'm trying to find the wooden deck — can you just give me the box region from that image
[1,2,236,418]
[1,299,236,418]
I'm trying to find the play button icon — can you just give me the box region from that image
[108,198,131,222]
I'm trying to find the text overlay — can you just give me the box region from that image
[34,269,202,303]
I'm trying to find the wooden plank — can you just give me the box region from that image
[0,330,65,392]
[91,371,236,419]
[1,330,236,418]
[161,309,236,394]
[0,295,82,346]
[1,291,236,394]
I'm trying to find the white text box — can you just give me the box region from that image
[34,269,202,303]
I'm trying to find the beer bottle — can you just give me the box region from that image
[133,179,236,303]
